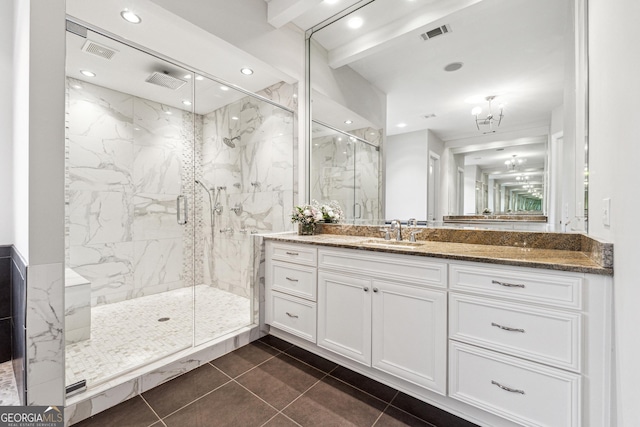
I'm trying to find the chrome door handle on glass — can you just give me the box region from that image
[176,195,188,225]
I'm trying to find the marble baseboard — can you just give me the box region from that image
[26,262,65,406]
[65,326,262,426]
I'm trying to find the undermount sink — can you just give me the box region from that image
[362,239,422,249]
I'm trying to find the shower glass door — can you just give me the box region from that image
[193,76,295,346]
[64,27,195,388]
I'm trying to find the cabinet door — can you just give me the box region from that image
[318,271,372,366]
[371,280,447,395]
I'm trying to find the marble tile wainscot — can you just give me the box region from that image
[263,231,613,427]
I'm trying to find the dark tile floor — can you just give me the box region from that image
[74,335,478,427]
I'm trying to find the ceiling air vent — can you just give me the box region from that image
[145,72,187,90]
[81,40,118,60]
[420,24,451,41]
[66,20,87,38]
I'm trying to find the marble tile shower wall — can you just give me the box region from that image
[311,128,381,223]
[66,78,193,306]
[66,78,296,305]
[200,84,295,298]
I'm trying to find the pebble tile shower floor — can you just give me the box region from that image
[66,285,250,387]
[74,335,478,427]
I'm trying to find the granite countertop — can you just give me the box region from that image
[264,227,613,276]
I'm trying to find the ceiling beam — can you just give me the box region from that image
[327,0,481,68]
[266,0,323,28]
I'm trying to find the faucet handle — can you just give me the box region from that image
[409,230,420,242]
[408,218,418,227]
[379,228,391,240]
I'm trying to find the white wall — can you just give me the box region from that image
[588,0,640,425]
[0,0,14,245]
[12,0,30,257]
[385,131,428,220]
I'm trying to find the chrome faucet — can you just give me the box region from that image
[390,219,402,241]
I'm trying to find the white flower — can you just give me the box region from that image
[303,209,312,217]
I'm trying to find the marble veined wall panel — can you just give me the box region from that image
[66,79,191,306]
[199,82,295,298]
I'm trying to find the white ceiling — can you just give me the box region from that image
[66,0,291,115]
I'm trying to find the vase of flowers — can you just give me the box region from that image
[291,201,344,235]
[317,200,344,224]
[291,204,323,235]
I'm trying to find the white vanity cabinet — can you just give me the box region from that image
[264,239,612,427]
[317,247,448,395]
[265,242,318,342]
[448,261,611,427]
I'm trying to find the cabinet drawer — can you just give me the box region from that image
[450,294,582,372]
[449,341,581,427]
[450,263,582,309]
[268,242,317,266]
[271,261,317,301]
[319,247,447,288]
[266,292,316,343]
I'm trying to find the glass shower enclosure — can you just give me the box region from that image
[64,25,295,388]
[310,121,382,223]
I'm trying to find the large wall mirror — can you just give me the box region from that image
[307,0,588,232]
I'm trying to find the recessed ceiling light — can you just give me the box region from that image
[344,119,353,124]
[80,70,96,77]
[72,84,82,89]
[183,74,192,79]
[444,62,463,72]
[120,9,142,24]
[397,123,407,128]
[220,86,229,91]
[182,100,192,106]
[231,116,239,121]
[348,17,363,29]
[240,67,254,75]
[195,75,204,81]
[347,17,364,29]
[165,111,172,115]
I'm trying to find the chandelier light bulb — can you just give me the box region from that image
[471,106,482,116]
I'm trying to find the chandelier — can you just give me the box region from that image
[471,95,504,133]
[505,155,526,171]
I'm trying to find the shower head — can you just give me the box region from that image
[223,136,240,148]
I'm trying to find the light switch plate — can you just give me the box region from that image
[603,198,611,226]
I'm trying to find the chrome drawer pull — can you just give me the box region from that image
[285,277,299,282]
[492,279,525,288]
[491,380,525,395]
[285,251,299,256]
[286,312,299,318]
[491,322,525,333]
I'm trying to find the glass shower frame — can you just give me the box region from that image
[64,20,295,390]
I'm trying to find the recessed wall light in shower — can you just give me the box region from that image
[240,68,254,75]
[182,100,192,106]
[80,70,96,77]
[120,9,142,24]
[231,116,239,120]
